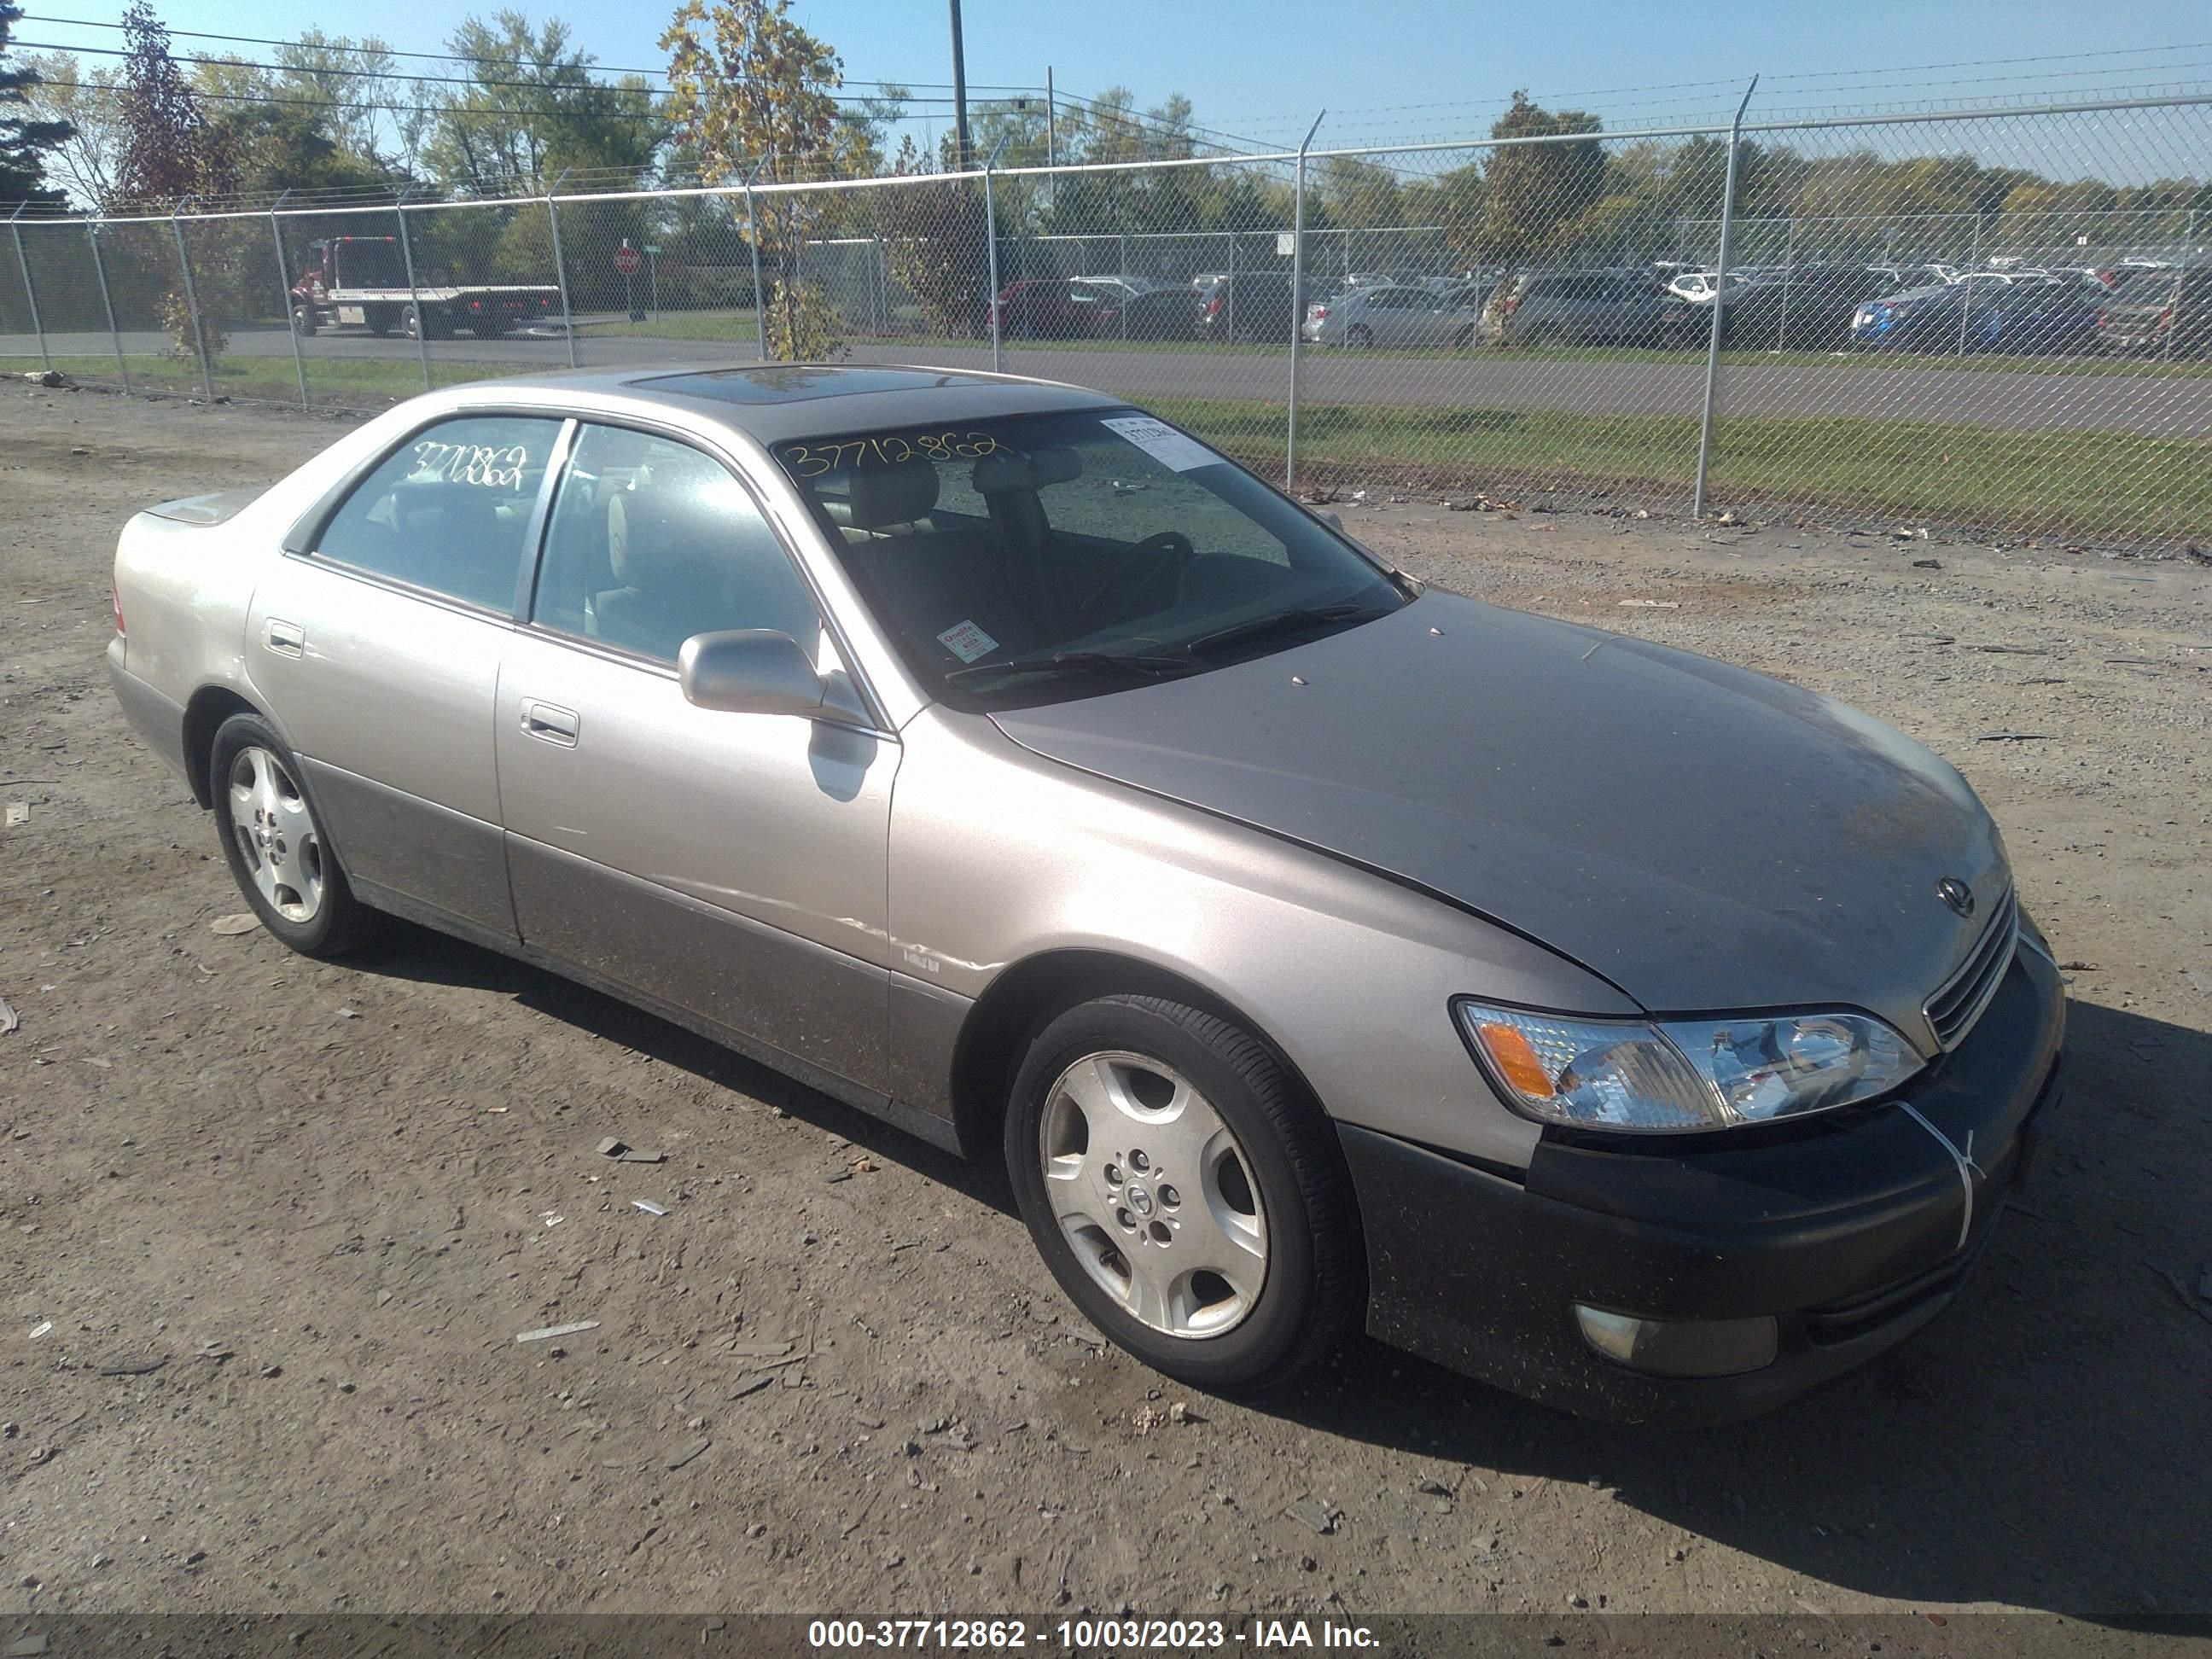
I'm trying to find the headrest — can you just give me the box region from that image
[844,459,940,529]
[971,445,1081,494]
[608,483,727,589]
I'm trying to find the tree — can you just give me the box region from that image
[1471,91,1605,260]
[424,12,662,192]
[660,0,866,358]
[875,131,987,337]
[114,1,235,205]
[2,0,73,209]
[272,32,399,167]
[15,50,118,207]
[113,3,241,356]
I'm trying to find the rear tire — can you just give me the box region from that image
[1004,994,1364,1394]
[1346,324,1373,350]
[208,713,380,961]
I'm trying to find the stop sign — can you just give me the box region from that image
[613,245,643,276]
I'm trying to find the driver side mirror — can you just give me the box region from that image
[1316,509,1344,531]
[678,629,825,718]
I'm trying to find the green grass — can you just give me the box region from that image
[573,311,2212,380]
[585,310,760,343]
[6,352,548,406]
[1135,394,2212,542]
[15,352,2206,541]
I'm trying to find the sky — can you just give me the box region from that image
[12,0,2210,152]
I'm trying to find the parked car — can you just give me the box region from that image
[1094,286,1202,341]
[1301,283,1482,349]
[2098,264,2211,358]
[1343,268,1442,289]
[108,364,2064,1423]
[1721,265,1902,351]
[1868,263,1962,292]
[1481,268,1675,347]
[1852,275,2100,356]
[1196,271,1306,344]
[1665,269,1751,306]
[991,279,1099,340]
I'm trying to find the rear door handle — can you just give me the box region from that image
[265,619,305,657]
[519,698,579,747]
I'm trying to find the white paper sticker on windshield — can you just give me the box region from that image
[936,619,998,663]
[1101,415,1220,473]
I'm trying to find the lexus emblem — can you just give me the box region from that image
[1936,877,1976,919]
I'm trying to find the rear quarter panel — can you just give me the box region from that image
[110,406,431,766]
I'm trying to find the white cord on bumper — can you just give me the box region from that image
[1901,1102,1986,1254]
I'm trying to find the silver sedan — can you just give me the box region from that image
[108,365,2064,1422]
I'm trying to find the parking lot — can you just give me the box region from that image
[3,384,2209,1624]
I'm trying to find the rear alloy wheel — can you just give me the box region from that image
[1006,995,1362,1392]
[210,713,378,959]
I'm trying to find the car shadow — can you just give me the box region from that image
[350,918,1014,1214]
[1265,996,2212,1619]
[342,928,2205,1614]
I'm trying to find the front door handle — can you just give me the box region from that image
[519,698,579,747]
[265,618,305,657]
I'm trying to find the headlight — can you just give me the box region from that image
[1457,1002,1922,1132]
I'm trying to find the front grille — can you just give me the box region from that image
[1924,887,2018,1051]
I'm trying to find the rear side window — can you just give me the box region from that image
[315,415,562,612]
[533,423,820,664]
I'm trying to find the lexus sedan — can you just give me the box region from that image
[108,364,2064,1423]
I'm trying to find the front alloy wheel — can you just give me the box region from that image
[1006,994,1363,1392]
[1040,1051,1268,1338]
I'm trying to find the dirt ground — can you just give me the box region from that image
[3,385,2209,1630]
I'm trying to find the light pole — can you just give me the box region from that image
[949,0,973,171]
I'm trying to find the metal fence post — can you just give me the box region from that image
[984,133,1010,374]
[2164,207,2195,363]
[1286,109,1326,492]
[1955,212,1983,357]
[170,206,218,405]
[1224,229,1235,342]
[744,163,768,362]
[1773,216,1796,351]
[546,171,579,370]
[1692,76,1757,521]
[86,221,127,392]
[393,190,433,394]
[9,206,51,374]
[269,190,311,410]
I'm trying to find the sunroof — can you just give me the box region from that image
[637,366,998,404]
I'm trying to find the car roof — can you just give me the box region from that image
[428,362,1125,445]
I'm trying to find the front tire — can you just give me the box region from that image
[1004,994,1363,1393]
[209,713,379,959]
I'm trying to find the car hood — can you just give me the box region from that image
[991,591,2007,1045]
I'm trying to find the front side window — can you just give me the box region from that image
[533,423,820,664]
[774,410,1408,710]
[316,415,562,611]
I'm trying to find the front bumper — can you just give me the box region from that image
[1341,944,2065,1425]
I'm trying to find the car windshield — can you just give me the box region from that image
[772,408,1410,710]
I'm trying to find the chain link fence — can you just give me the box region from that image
[5,90,2208,548]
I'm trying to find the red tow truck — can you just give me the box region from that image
[288,236,560,341]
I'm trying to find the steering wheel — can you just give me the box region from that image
[1074,531,1194,629]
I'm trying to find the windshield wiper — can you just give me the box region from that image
[1179,599,1390,658]
[943,649,1196,687]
